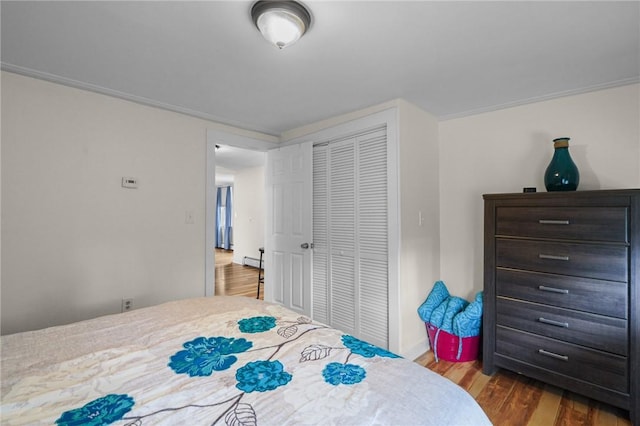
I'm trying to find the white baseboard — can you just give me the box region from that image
[243,256,262,269]
[403,337,431,361]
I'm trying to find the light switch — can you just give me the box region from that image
[185,210,195,224]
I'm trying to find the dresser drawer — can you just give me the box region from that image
[496,239,628,282]
[496,326,628,393]
[496,206,628,242]
[496,269,628,318]
[496,298,628,355]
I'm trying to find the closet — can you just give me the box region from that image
[312,127,389,348]
[265,104,438,357]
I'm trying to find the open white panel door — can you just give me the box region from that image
[265,143,312,316]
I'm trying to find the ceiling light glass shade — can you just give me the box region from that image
[251,1,311,49]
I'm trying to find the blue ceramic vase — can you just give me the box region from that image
[544,137,579,191]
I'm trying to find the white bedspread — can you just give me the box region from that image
[1,296,491,425]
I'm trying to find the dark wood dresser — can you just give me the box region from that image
[483,190,639,424]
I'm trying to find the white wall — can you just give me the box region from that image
[397,100,440,358]
[4,69,637,359]
[0,72,275,334]
[438,84,640,300]
[231,165,266,265]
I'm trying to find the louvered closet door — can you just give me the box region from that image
[312,127,388,348]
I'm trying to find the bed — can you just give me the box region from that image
[1,296,491,425]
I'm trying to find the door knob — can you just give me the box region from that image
[301,243,313,249]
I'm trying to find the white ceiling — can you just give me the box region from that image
[1,1,639,138]
[215,144,266,181]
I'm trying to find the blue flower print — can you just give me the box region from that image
[56,394,134,426]
[341,335,400,359]
[372,346,401,359]
[238,316,277,333]
[322,362,366,386]
[236,360,292,392]
[169,336,252,377]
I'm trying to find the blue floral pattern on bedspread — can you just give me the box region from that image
[55,394,134,426]
[236,360,292,392]
[342,335,401,359]
[238,315,277,333]
[55,314,404,425]
[322,362,366,385]
[168,336,253,377]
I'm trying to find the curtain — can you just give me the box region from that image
[215,187,223,248]
[224,186,233,250]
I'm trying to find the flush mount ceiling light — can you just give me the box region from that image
[251,1,311,49]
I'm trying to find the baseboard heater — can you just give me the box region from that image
[243,256,263,269]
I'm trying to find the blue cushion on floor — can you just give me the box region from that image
[452,292,483,338]
[417,280,449,323]
[437,297,469,334]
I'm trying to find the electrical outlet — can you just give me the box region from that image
[121,298,133,312]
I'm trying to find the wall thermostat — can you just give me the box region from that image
[122,177,138,189]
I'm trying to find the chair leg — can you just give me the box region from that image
[257,248,264,299]
[256,271,261,299]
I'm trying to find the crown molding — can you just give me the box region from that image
[438,76,640,121]
[1,62,280,138]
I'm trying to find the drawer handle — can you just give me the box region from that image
[539,254,570,261]
[538,317,569,328]
[538,349,569,361]
[539,219,570,225]
[538,285,569,294]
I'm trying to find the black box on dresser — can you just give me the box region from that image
[482,189,639,425]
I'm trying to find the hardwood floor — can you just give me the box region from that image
[214,250,631,425]
[214,249,263,299]
[414,352,631,426]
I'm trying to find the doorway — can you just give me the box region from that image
[206,130,276,297]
